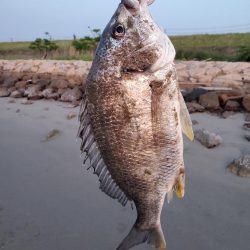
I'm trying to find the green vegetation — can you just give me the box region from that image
[29,38,59,59]
[171,33,250,61]
[0,32,250,61]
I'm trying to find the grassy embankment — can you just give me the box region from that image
[0,33,250,61]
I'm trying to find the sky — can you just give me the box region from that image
[1,0,250,42]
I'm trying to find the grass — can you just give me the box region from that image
[0,33,250,61]
[171,33,250,48]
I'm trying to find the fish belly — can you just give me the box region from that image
[86,78,183,200]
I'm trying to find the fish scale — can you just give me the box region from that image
[78,0,193,249]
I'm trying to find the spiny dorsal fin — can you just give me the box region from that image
[178,91,194,141]
[78,95,129,207]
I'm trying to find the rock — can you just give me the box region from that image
[15,81,27,89]
[199,92,220,110]
[36,79,50,87]
[186,102,205,113]
[41,129,61,142]
[206,67,222,78]
[71,100,80,107]
[8,99,16,103]
[3,76,18,88]
[10,90,23,98]
[194,129,222,148]
[28,91,43,100]
[21,99,34,105]
[243,122,250,131]
[8,86,16,92]
[66,112,77,120]
[192,120,199,125]
[24,84,45,100]
[57,88,65,96]
[218,93,244,105]
[41,88,53,97]
[0,88,10,97]
[222,111,235,119]
[184,88,208,102]
[245,133,250,141]
[224,100,241,111]
[60,87,82,102]
[21,75,33,82]
[16,109,20,113]
[242,94,250,111]
[50,78,69,89]
[227,155,250,177]
[41,88,59,100]
[245,113,250,122]
[213,73,243,87]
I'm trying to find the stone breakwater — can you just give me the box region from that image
[0,60,91,103]
[0,60,250,111]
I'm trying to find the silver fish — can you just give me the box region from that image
[78,0,194,249]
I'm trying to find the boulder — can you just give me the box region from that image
[8,99,16,104]
[7,86,16,93]
[218,89,245,105]
[245,113,250,122]
[224,100,241,111]
[245,133,250,142]
[184,88,208,102]
[199,92,220,110]
[24,84,44,100]
[222,111,236,119]
[243,122,250,131]
[21,99,34,105]
[227,155,250,177]
[42,88,60,100]
[15,81,27,89]
[242,95,250,111]
[60,87,82,102]
[57,88,66,96]
[10,90,23,98]
[186,102,205,113]
[192,120,199,125]
[36,79,50,87]
[41,129,61,142]
[194,129,222,148]
[66,112,77,120]
[3,75,19,88]
[0,88,10,97]
[50,78,69,89]
[212,73,243,87]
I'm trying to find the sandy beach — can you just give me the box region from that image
[0,97,250,250]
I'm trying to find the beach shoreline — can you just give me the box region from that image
[0,97,250,250]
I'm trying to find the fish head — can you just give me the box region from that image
[91,0,176,81]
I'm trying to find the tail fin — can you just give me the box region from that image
[116,224,166,250]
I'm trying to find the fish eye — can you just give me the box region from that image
[112,24,125,38]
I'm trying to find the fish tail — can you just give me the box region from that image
[116,223,166,250]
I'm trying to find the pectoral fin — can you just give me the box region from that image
[178,91,194,141]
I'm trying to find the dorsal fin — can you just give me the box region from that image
[78,95,129,207]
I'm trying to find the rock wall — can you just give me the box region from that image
[0,60,250,105]
[176,61,250,90]
[0,60,91,103]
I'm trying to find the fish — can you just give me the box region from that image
[78,0,194,249]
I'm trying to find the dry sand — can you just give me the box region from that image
[0,97,250,250]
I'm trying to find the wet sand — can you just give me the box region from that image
[0,98,250,250]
